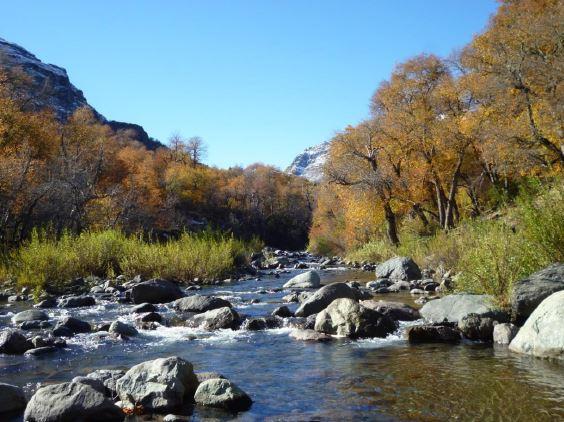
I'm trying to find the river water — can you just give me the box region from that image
[1,269,563,421]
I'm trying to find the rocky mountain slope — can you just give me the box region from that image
[0,37,162,150]
[286,141,330,183]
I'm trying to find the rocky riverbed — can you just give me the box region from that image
[0,254,563,421]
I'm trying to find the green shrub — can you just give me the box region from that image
[6,228,261,293]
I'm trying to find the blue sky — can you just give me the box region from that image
[1,0,498,169]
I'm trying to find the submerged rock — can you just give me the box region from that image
[173,295,231,313]
[194,378,252,412]
[419,294,507,323]
[509,290,564,359]
[510,263,564,325]
[24,346,58,356]
[131,278,184,304]
[375,257,421,281]
[24,381,122,422]
[283,270,321,289]
[295,282,357,317]
[0,383,27,414]
[314,298,397,339]
[116,356,199,412]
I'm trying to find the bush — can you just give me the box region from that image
[4,229,261,294]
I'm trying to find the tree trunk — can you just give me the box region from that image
[383,202,400,246]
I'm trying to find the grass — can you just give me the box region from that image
[345,179,564,307]
[0,229,262,294]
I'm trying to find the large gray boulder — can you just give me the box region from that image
[187,307,240,330]
[314,298,397,339]
[0,329,30,354]
[283,270,321,289]
[360,300,420,321]
[510,263,564,325]
[0,383,26,414]
[24,381,122,422]
[86,369,125,398]
[375,257,421,281]
[194,378,252,412]
[12,309,49,324]
[131,278,184,304]
[173,295,231,313]
[295,282,357,317]
[116,356,199,412]
[420,294,507,323]
[54,316,91,335]
[509,290,564,359]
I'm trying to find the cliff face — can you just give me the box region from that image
[0,37,162,150]
[286,141,330,183]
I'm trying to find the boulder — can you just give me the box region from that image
[86,369,125,398]
[196,372,226,384]
[34,297,58,308]
[12,309,49,324]
[271,305,293,318]
[131,278,184,304]
[0,329,30,354]
[131,302,156,313]
[54,316,91,335]
[282,270,321,289]
[360,300,420,321]
[419,294,507,323]
[295,282,357,317]
[173,295,231,313]
[509,290,564,359]
[58,296,96,308]
[289,329,332,342]
[109,321,138,337]
[194,378,252,412]
[24,381,122,422]
[493,323,519,345]
[387,281,411,292]
[241,317,281,331]
[458,313,495,341]
[163,415,190,422]
[407,324,461,343]
[0,383,26,414]
[510,263,564,325]
[187,307,240,330]
[116,356,199,412]
[137,312,162,323]
[366,279,391,290]
[375,256,422,281]
[314,298,397,339]
[20,320,52,330]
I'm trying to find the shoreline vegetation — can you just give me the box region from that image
[0,229,262,295]
[344,179,563,307]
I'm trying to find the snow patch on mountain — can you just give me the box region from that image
[286,141,330,183]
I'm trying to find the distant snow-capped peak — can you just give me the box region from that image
[286,141,330,183]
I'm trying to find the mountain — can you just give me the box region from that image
[286,141,330,183]
[0,37,162,150]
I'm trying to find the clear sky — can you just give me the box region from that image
[1,0,498,169]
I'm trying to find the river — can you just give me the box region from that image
[1,268,563,421]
